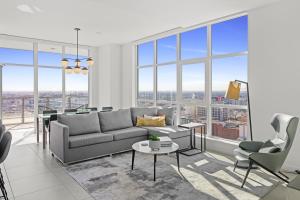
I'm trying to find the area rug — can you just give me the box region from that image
[65,151,278,200]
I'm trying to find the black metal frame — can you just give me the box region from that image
[235,80,253,141]
[179,125,206,156]
[241,158,289,188]
[131,150,180,181]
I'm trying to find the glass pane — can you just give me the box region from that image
[2,66,34,124]
[212,16,248,55]
[182,63,205,101]
[137,100,154,108]
[138,67,153,100]
[212,56,248,105]
[0,47,33,65]
[138,42,153,66]
[181,27,207,60]
[157,64,176,103]
[65,74,89,109]
[212,107,248,140]
[180,105,207,134]
[157,35,176,64]
[38,44,62,67]
[38,68,62,112]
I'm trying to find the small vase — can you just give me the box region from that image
[149,140,160,151]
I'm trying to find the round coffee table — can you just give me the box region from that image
[131,140,180,181]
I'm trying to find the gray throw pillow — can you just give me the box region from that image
[157,107,175,125]
[259,140,281,153]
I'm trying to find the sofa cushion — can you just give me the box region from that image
[144,126,190,139]
[105,127,148,141]
[99,109,133,132]
[69,133,113,148]
[57,112,101,136]
[130,107,157,126]
[157,107,175,125]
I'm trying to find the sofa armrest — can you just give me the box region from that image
[50,121,69,163]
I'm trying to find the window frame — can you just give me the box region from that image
[135,14,249,141]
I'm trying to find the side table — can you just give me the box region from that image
[178,122,206,156]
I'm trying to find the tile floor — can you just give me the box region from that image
[1,127,300,200]
[1,127,93,200]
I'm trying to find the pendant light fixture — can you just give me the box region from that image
[61,28,93,75]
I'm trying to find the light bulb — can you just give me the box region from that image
[73,65,81,74]
[65,66,73,74]
[75,59,81,66]
[87,57,94,66]
[81,67,88,75]
[61,58,68,67]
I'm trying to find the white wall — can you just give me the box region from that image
[249,0,300,170]
[121,43,135,108]
[90,44,122,110]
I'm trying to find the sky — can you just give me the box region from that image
[138,15,248,92]
[0,48,88,92]
[1,15,247,93]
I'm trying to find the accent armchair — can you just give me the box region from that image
[235,113,299,188]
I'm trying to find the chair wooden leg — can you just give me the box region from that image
[233,160,238,172]
[241,160,253,188]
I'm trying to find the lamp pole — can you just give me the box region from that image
[235,80,253,141]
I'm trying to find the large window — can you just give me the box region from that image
[38,44,63,112]
[136,15,248,141]
[0,40,91,127]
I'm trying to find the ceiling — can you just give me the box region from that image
[0,0,279,47]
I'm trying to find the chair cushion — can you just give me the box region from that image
[69,133,113,148]
[144,126,190,139]
[98,109,133,132]
[157,107,174,125]
[105,127,148,141]
[130,107,157,126]
[57,112,101,136]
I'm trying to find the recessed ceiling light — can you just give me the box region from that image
[96,32,102,35]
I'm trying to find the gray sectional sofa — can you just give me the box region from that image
[50,107,190,164]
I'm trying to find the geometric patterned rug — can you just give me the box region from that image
[65,151,278,200]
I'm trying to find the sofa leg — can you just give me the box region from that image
[241,160,253,188]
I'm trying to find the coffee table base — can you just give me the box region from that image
[131,150,180,181]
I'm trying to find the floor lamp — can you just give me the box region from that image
[225,80,253,141]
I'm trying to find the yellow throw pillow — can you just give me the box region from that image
[136,116,145,126]
[136,115,166,127]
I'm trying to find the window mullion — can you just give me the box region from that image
[206,24,212,137]
[154,41,157,107]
